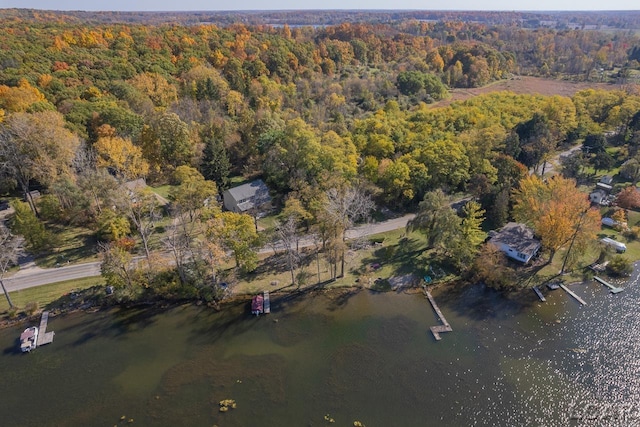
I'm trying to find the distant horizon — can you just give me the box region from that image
[1,0,638,13]
[3,8,640,12]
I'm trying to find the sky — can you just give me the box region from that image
[1,0,638,12]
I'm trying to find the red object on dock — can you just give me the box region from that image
[251,295,264,315]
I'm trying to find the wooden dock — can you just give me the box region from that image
[532,286,546,302]
[425,290,452,341]
[560,284,587,306]
[263,291,270,314]
[594,276,624,294]
[36,311,55,347]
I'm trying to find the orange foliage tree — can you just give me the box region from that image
[512,175,600,263]
[616,186,640,210]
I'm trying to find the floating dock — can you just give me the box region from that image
[425,290,452,341]
[593,276,624,294]
[263,290,270,314]
[36,311,55,347]
[560,284,587,306]
[533,286,546,302]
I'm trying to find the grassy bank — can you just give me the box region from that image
[0,276,105,315]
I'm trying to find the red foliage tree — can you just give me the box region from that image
[616,186,640,210]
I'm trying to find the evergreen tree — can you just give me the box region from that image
[201,137,231,190]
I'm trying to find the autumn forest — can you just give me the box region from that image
[2,9,640,304]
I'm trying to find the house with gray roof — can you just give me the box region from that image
[222,179,272,213]
[488,222,541,264]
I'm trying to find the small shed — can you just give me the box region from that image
[488,222,541,264]
[24,190,41,201]
[222,179,272,213]
[600,175,614,185]
[123,178,147,192]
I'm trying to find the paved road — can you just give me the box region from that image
[3,214,416,292]
[540,143,583,176]
[4,261,102,292]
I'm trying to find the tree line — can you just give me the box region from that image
[1,16,640,304]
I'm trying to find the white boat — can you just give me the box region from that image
[20,326,38,353]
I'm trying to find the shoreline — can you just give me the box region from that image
[8,257,622,330]
[0,277,539,331]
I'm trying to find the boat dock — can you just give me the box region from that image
[560,284,587,306]
[594,276,624,294]
[533,286,546,302]
[36,311,55,347]
[425,290,452,341]
[263,291,270,314]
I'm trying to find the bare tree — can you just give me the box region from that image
[162,208,202,284]
[118,187,161,269]
[323,186,375,278]
[0,225,23,308]
[310,233,323,284]
[74,144,120,215]
[274,215,301,287]
[162,218,191,284]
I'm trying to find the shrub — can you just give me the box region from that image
[97,209,131,241]
[38,194,63,222]
[606,255,634,277]
[24,301,39,315]
[10,201,56,252]
[623,226,640,240]
[114,237,136,252]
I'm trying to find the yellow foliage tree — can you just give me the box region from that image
[512,175,600,263]
[128,72,177,108]
[94,135,149,180]
[0,79,47,113]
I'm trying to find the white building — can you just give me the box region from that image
[488,222,541,264]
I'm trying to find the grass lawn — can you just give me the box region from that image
[0,276,105,315]
[228,176,252,187]
[231,228,432,296]
[526,244,602,287]
[528,218,640,287]
[36,224,99,268]
[150,184,174,201]
[256,212,280,231]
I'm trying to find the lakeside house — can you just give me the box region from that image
[589,175,614,206]
[488,222,541,264]
[222,179,272,214]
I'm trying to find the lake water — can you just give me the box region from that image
[2,270,640,427]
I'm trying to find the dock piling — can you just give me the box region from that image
[560,284,587,306]
[593,276,624,294]
[425,290,452,341]
[533,286,546,302]
[36,311,55,347]
[263,291,271,314]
